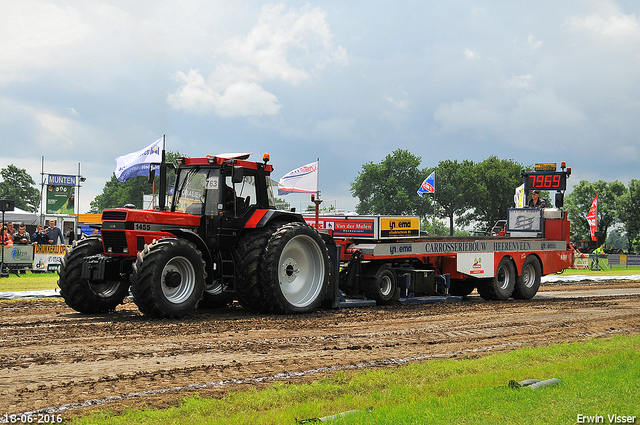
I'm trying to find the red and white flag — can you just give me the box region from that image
[278,161,318,195]
[587,195,598,241]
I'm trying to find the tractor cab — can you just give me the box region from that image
[171,153,276,219]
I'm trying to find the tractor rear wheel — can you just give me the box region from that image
[233,226,276,313]
[58,236,129,313]
[131,238,206,318]
[477,257,516,301]
[512,256,542,299]
[261,223,329,314]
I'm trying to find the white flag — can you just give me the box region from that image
[278,161,318,195]
[115,138,162,182]
[514,184,525,208]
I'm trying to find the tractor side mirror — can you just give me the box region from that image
[232,166,244,184]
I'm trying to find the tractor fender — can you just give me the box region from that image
[164,228,213,269]
[246,209,306,229]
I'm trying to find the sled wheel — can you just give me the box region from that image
[58,236,129,313]
[261,222,330,314]
[477,257,516,300]
[363,264,396,304]
[513,256,542,299]
[131,238,205,318]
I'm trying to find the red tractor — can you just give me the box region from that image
[58,153,331,318]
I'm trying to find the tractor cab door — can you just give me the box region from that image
[222,171,258,220]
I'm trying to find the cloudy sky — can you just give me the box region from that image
[1,0,639,213]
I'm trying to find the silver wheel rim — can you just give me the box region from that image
[277,234,325,308]
[161,256,196,304]
[522,263,535,288]
[90,281,121,298]
[204,280,223,296]
[497,264,512,290]
[379,274,393,297]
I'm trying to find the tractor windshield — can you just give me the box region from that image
[172,167,221,216]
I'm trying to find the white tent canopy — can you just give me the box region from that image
[1,207,39,225]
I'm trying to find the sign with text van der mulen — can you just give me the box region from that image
[46,174,75,214]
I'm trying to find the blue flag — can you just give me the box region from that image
[417,171,435,196]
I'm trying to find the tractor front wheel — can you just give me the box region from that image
[131,238,206,318]
[58,236,129,313]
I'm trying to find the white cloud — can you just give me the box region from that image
[0,2,89,83]
[504,74,535,90]
[566,12,640,37]
[168,3,347,118]
[463,48,479,60]
[384,95,409,111]
[527,34,543,49]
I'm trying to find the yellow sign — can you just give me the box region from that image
[380,217,420,238]
[34,244,69,255]
[534,163,557,171]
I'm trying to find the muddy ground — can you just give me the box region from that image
[1,280,639,419]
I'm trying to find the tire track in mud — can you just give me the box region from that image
[1,285,640,416]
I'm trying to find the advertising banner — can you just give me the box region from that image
[32,244,68,272]
[305,216,377,238]
[380,217,420,238]
[46,185,75,214]
[2,244,35,266]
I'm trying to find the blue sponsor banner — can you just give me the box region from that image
[48,174,77,186]
[627,255,640,266]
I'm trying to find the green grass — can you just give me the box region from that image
[0,271,59,292]
[558,265,640,276]
[70,335,640,425]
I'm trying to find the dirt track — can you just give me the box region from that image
[1,280,640,418]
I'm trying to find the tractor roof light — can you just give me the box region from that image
[176,157,185,166]
[263,153,270,163]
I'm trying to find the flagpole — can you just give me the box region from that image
[158,135,167,211]
[432,171,436,235]
[314,157,320,228]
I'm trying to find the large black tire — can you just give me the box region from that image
[513,256,542,299]
[261,222,330,314]
[232,226,276,313]
[477,257,516,301]
[58,236,129,314]
[363,264,396,304]
[130,238,206,318]
[449,279,475,297]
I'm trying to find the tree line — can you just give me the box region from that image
[350,149,640,251]
[350,150,528,236]
[2,151,639,251]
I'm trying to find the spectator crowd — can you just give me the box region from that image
[1,220,71,246]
